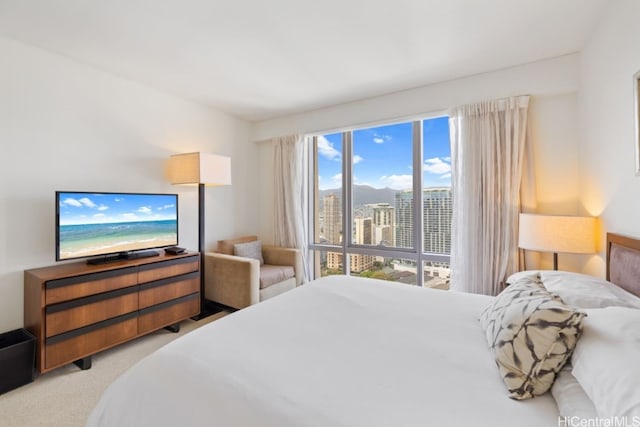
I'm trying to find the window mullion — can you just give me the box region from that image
[310,136,319,277]
[342,131,352,275]
[412,121,424,286]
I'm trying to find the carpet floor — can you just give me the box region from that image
[0,312,226,427]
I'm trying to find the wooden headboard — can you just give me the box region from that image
[606,232,640,297]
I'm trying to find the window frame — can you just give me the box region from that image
[308,114,451,286]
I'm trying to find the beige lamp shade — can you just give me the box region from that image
[518,213,596,254]
[167,152,231,186]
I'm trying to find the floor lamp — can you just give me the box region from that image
[518,213,596,270]
[167,152,232,320]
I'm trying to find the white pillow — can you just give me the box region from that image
[551,364,597,418]
[507,270,640,309]
[571,306,640,418]
[480,274,585,400]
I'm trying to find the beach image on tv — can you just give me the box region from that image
[57,192,178,260]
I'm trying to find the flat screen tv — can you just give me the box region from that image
[56,191,178,264]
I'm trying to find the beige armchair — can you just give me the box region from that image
[204,235,302,310]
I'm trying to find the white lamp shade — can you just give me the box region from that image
[167,152,231,186]
[518,214,596,254]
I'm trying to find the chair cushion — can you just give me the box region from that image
[234,240,264,264]
[217,235,258,255]
[259,264,295,289]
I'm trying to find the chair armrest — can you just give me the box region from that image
[203,252,260,309]
[263,246,303,286]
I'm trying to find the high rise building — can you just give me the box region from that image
[354,217,372,245]
[395,191,413,248]
[369,203,395,246]
[352,218,375,272]
[323,193,341,245]
[394,188,452,253]
[423,188,452,254]
[323,193,343,270]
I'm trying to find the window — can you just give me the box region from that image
[352,123,413,249]
[422,117,452,287]
[310,116,451,288]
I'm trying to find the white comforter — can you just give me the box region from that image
[87,275,559,427]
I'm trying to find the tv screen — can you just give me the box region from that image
[56,191,178,262]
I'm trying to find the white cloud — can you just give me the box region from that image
[353,155,364,164]
[97,205,109,211]
[137,206,152,214]
[93,213,106,219]
[353,175,372,187]
[423,157,451,175]
[61,197,99,208]
[157,204,175,211]
[78,197,97,208]
[372,133,392,144]
[122,213,138,220]
[439,173,451,180]
[379,174,413,190]
[62,198,82,207]
[331,173,342,186]
[317,136,341,161]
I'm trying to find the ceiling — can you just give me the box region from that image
[0,0,607,122]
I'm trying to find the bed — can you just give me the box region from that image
[87,233,640,426]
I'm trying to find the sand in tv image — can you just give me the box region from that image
[57,192,178,260]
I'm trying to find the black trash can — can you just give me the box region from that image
[0,328,36,395]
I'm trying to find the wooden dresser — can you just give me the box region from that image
[24,252,200,373]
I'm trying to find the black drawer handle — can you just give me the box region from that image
[138,293,199,316]
[139,271,199,291]
[138,255,198,273]
[46,285,139,314]
[46,266,137,290]
[46,311,137,345]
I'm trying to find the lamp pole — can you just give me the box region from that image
[191,182,220,320]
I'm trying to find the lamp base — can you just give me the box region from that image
[191,299,224,321]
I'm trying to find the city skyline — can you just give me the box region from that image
[319,188,452,256]
[318,188,452,286]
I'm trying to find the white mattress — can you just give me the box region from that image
[87,275,559,427]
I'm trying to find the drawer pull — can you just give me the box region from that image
[139,271,199,291]
[138,293,199,316]
[45,266,137,289]
[46,312,138,345]
[138,256,197,272]
[46,285,139,314]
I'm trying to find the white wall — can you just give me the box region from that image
[578,0,640,277]
[253,55,583,271]
[0,37,256,332]
[252,54,579,141]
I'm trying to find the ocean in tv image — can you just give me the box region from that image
[57,192,178,260]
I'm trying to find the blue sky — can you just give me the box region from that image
[58,193,177,225]
[317,116,451,190]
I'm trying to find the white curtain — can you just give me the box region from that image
[449,96,530,295]
[272,134,311,282]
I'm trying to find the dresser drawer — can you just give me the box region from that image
[45,314,137,370]
[45,267,138,305]
[138,293,199,334]
[139,272,199,309]
[137,256,199,284]
[45,286,139,337]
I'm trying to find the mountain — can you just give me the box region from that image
[319,185,398,207]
